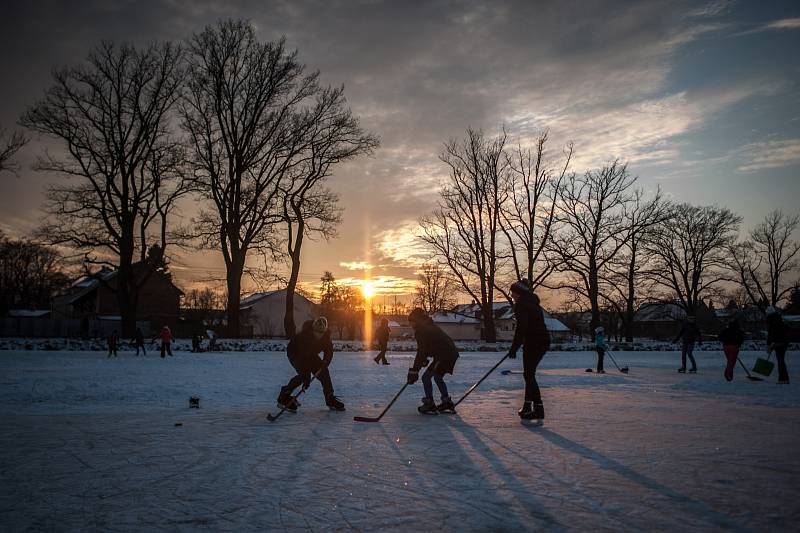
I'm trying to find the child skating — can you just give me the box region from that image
[277,317,345,412]
[406,308,459,414]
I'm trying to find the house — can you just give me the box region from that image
[240,289,317,338]
[52,265,182,335]
[433,302,571,342]
[632,301,718,340]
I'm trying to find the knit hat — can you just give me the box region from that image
[510,279,532,295]
[312,316,328,334]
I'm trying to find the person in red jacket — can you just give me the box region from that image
[718,319,745,381]
[160,325,173,358]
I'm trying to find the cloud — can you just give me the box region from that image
[736,139,800,172]
[339,261,375,271]
[764,18,800,31]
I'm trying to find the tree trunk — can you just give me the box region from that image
[589,259,600,332]
[226,255,245,338]
[116,232,137,337]
[284,250,301,339]
[482,302,497,342]
[625,253,636,342]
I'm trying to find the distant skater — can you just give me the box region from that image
[507,279,550,420]
[160,325,173,358]
[594,326,607,373]
[374,318,390,365]
[406,308,459,414]
[766,307,790,384]
[674,315,700,373]
[107,330,118,358]
[134,327,146,356]
[277,317,345,412]
[719,319,745,381]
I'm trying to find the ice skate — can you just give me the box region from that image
[277,387,299,412]
[437,396,456,414]
[326,394,346,411]
[418,397,438,415]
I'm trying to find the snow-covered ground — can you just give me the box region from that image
[1,348,798,531]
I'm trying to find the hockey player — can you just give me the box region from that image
[159,325,173,358]
[107,330,118,358]
[507,279,550,420]
[594,326,607,373]
[766,307,791,384]
[718,319,745,382]
[673,316,700,373]
[277,317,345,412]
[406,308,459,414]
[134,327,146,356]
[374,318,391,365]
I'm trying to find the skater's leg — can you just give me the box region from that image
[723,345,738,381]
[775,345,789,382]
[687,343,697,370]
[160,343,166,358]
[596,347,605,372]
[285,373,305,392]
[432,372,449,399]
[680,344,688,370]
[167,343,173,356]
[522,349,544,403]
[421,367,435,400]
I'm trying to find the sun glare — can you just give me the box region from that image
[361,281,376,299]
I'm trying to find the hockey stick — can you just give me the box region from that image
[454,353,510,407]
[736,357,763,381]
[607,351,629,374]
[267,369,322,422]
[354,383,409,423]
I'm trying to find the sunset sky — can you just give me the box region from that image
[1,1,799,307]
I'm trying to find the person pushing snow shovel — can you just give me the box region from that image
[406,308,459,414]
[507,279,550,420]
[277,317,345,412]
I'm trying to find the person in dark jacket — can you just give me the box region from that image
[134,327,146,356]
[719,319,745,381]
[673,316,700,373]
[406,308,459,414]
[507,279,551,420]
[107,330,118,358]
[374,318,391,365]
[277,316,345,411]
[766,307,790,384]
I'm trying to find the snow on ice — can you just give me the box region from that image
[1,348,798,531]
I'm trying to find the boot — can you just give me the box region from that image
[532,402,545,420]
[373,356,380,365]
[688,367,697,373]
[277,387,298,412]
[418,397,438,415]
[437,396,456,414]
[677,367,686,373]
[325,394,346,411]
[518,401,533,419]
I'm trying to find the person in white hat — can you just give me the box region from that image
[594,326,607,373]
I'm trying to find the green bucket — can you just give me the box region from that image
[752,357,774,377]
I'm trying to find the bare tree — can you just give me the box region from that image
[420,128,508,342]
[20,41,188,335]
[0,126,27,175]
[498,131,571,294]
[0,232,70,312]
[413,263,455,313]
[547,160,637,331]
[646,203,741,314]
[182,20,321,337]
[729,210,800,311]
[280,86,378,337]
[602,188,669,341]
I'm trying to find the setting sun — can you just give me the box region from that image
[361,281,376,299]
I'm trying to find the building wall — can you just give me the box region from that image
[246,293,316,338]
[435,322,481,341]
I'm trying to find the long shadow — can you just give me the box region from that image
[446,420,565,530]
[531,426,751,532]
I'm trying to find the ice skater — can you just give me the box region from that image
[766,306,790,384]
[277,317,345,412]
[507,280,550,420]
[594,326,607,373]
[406,308,459,414]
[107,330,118,358]
[134,327,146,356]
[674,315,700,373]
[159,325,173,358]
[374,318,390,365]
[718,319,745,381]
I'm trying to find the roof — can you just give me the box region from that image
[432,311,480,324]
[436,302,571,332]
[715,306,764,322]
[634,302,686,322]
[62,265,182,304]
[239,289,316,309]
[7,309,51,318]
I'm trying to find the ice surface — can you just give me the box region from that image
[1,349,798,531]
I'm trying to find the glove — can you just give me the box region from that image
[407,369,419,385]
[507,350,517,359]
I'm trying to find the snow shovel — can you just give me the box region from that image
[737,357,763,381]
[752,353,774,377]
[607,351,630,374]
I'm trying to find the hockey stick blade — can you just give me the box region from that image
[353,416,380,423]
